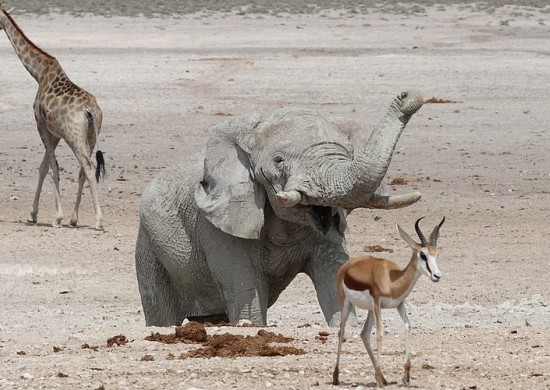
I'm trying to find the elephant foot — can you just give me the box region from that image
[187,313,230,325]
[329,311,357,328]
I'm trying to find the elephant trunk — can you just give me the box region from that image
[276,91,423,209]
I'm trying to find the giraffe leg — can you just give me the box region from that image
[398,302,412,386]
[30,123,63,226]
[29,138,63,226]
[70,168,86,227]
[85,158,102,230]
[373,300,387,388]
[68,134,103,230]
[81,156,103,230]
[49,153,64,227]
[333,299,353,385]
[28,152,50,224]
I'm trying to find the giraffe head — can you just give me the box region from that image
[0,6,6,31]
[0,4,17,30]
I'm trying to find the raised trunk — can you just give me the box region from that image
[274,91,423,210]
[314,90,423,209]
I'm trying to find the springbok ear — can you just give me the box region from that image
[195,111,265,239]
[396,223,420,250]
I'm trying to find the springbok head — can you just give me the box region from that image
[397,216,445,282]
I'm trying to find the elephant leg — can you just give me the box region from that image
[311,269,341,326]
[306,245,354,327]
[229,279,268,325]
[209,250,268,325]
[135,224,184,326]
[199,222,267,325]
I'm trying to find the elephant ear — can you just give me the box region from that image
[195,110,266,239]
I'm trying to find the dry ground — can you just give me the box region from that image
[1,2,550,389]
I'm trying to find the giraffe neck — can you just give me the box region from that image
[0,8,60,83]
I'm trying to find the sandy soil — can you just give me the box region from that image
[1,2,550,389]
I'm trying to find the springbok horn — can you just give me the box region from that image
[414,217,428,247]
[429,216,446,246]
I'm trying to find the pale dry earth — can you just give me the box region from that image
[1,2,550,389]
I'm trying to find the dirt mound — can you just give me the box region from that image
[145,321,208,344]
[182,328,306,358]
[146,322,305,358]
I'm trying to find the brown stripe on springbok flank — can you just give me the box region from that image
[1,8,54,59]
[343,270,372,293]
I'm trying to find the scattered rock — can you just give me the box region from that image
[81,343,99,351]
[363,245,394,253]
[390,177,407,185]
[106,335,128,347]
[424,97,458,103]
[315,331,329,343]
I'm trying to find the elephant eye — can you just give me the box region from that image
[274,156,285,164]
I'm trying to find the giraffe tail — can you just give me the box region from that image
[95,150,106,182]
[85,108,105,183]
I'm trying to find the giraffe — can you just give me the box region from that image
[0,5,105,230]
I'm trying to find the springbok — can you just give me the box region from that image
[332,217,445,388]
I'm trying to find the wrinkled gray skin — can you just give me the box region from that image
[136,91,424,327]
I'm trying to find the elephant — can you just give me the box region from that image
[135,91,424,327]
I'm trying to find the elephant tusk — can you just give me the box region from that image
[276,190,302,207]
[364,191,421,210]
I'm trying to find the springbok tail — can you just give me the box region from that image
[95,150,105,182]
